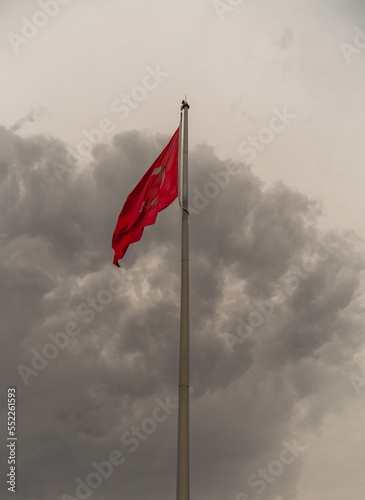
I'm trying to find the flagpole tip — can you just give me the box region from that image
[181,99,190,110]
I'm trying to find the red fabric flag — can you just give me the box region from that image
[112,127,179,266]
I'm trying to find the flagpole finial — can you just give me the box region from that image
[181,99,190,110]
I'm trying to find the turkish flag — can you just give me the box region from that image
[112,127,179,266]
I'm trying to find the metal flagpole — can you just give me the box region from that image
[176,99,190,500]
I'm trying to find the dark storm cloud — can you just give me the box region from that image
[0,125,363,500]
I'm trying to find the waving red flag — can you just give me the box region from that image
[112,127,180,266]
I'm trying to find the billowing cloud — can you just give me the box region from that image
[0,125,363,500]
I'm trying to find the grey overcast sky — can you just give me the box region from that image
[0,1,365,500]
